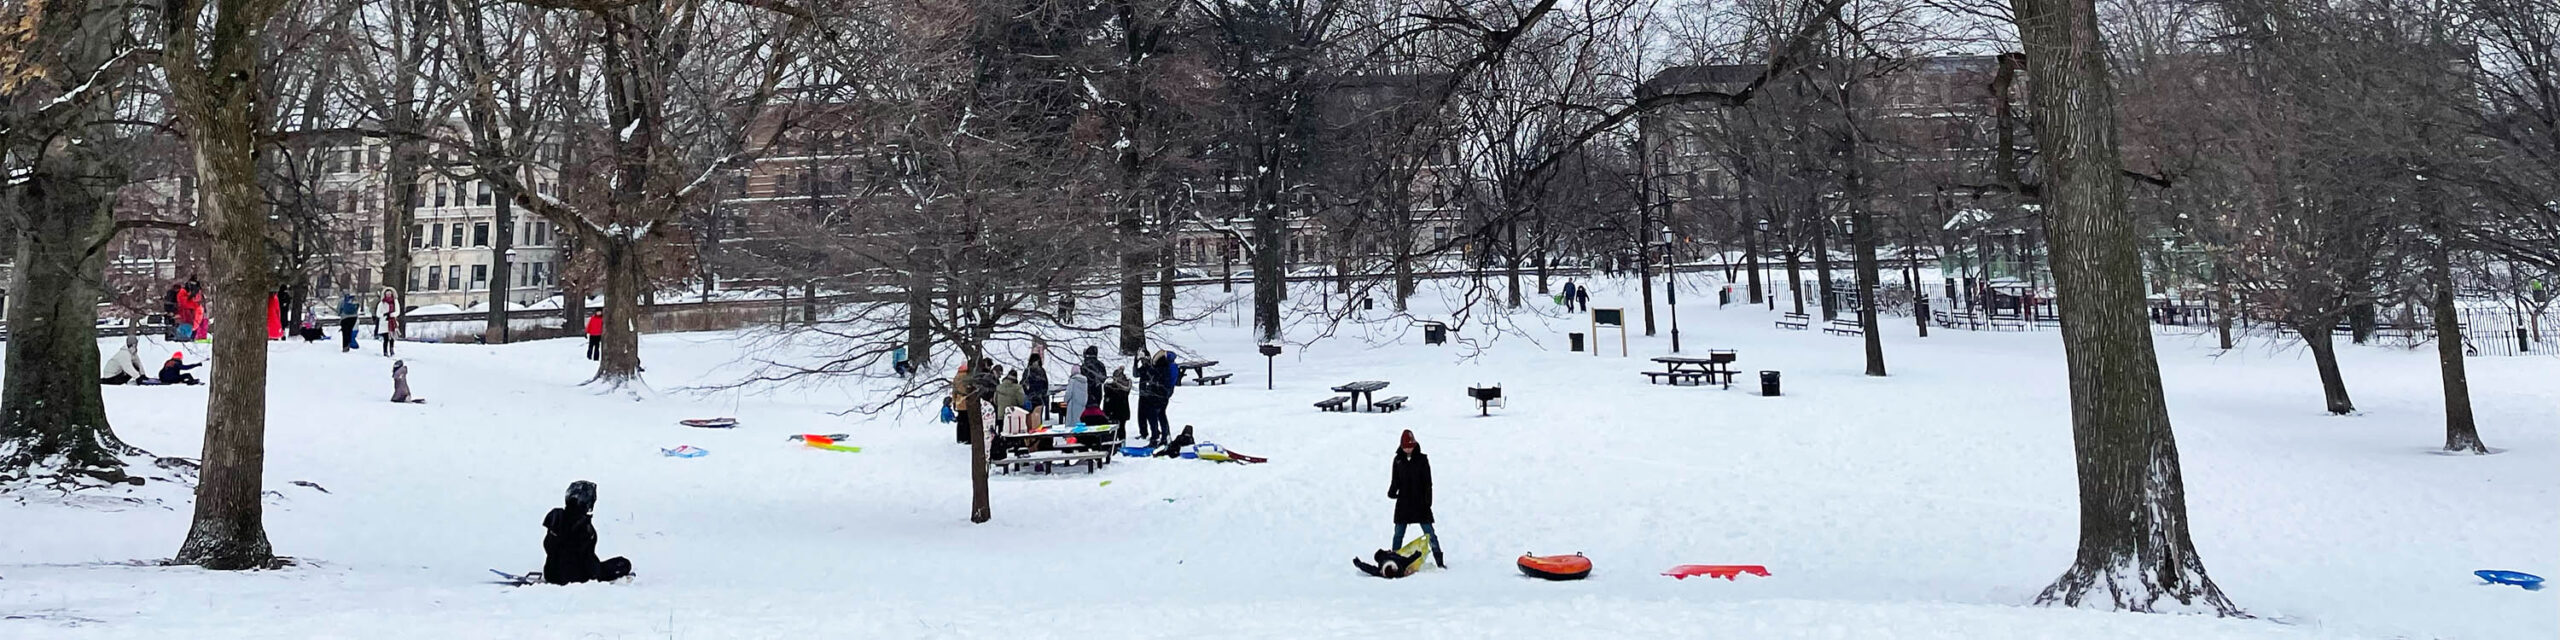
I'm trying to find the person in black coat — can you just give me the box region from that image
[1077,346,1107,407]
[1104,369,1133,426]
[1134,353,1173,444]
[1389,429,1444,568]
[542,481,632,584]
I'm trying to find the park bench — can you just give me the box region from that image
[1824,319,1864,336]
[1372,396,1410,412]
[1194,373,1233,386]
[1641,371,1706,386]
[1315,396,1352,412]
[993,449,1112,475]
[1989,316,2028,331]
[1775,312,1811,330]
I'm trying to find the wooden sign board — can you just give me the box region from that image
[1590,308,1628,357]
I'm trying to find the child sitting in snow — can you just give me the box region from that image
[542,481,632,585]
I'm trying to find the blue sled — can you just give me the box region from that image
[2475,570,2544,589]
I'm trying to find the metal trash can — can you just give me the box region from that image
[1424,322,1447,345]
[1569,332,1586,352]
[1759,370,1781,397]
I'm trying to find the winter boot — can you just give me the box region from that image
[1433,549,1447,569]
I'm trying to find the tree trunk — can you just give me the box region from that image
[1745,217,1764,304]
[2427,232,2485,453]
[1785,230,1805,315]
[964,339,991,523]
[589,237,645,385]
[2298,324,2354,415]
[0,0,141,482]
[167,0,284,566]
[2012,0,2237,614]
[2212,264,2234,350]
[1814,214,1836,321]
[1503,215,1523,308]
[485,180,515,343]
[907,270,934,368]
[1251,191,1283,344]
[1853,205,1886,376]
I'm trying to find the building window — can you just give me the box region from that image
[473,222,490,247]
[432,183,447,208]
[359,227,375,251]
[472,264,489,289]
[411,224,425,249]
[448,224,463,248]
[409,267,422,290]
[429,223,444,248]
[426,266,441,291]
[327,150,346,173]
[477,182,493,206]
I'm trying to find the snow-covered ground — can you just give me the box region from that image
[3,276,2552,639]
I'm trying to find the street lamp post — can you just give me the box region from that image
[1662,226,1681,353]
[1756,219,1774,310]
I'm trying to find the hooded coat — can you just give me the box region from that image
[1077,349,1107,400]
[1022,356,1051,406]
[1104,372,1133,424]
[1389,432,1434,524]
[102,336,146,382]
[995,376,1026,415]
[1061,371,1090,423]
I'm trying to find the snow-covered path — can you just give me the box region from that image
[3,277,2551,639]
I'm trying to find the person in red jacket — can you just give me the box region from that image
[584,311,604,361]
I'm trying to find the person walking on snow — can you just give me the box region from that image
[541,480,633,584]
[378,287,400,356]
[1389,429,1445,568]
[584,311,605,361]
[338,295,361,352]
[1574,285,1590,312]
[100,335,147,385]
[1560,281,1578,311]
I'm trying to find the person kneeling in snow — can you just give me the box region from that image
[543,481,632,585]
[100,335,148,385]
[390,360,425,403]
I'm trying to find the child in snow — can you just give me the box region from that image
[583,311,604,361]
[1389,430,1444,568]
[100,335,147,385]
[1152,425,1197,457]
[157,352,203,385]
[542,481,632,584]
[390,360,423,403]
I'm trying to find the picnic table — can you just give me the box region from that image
[1331,380,1391,412]
[991,422,1120,474]
[1646,352,1739,389]
[1179,360,1226,385]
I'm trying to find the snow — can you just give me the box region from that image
[2,276,2551,639]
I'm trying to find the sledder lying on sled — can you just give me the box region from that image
[1352,534,1434,579]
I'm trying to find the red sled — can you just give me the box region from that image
[1663,564,1770,580]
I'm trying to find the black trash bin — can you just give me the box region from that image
[1424,322,1447,345]
[1759,370,1781,397]
[1569,332,1586,352]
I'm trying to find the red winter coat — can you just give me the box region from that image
[584,315,604,336]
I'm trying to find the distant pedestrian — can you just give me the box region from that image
[584,311,604,361]
[891,345,911,376]
[1136,351,1174,444]
[1389,429,1444,568]
[378,287,400,356]
[1561,281,1578,311]
[1573,285,1590,312]
[338,295,362,352]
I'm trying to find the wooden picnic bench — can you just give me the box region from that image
[1989,316,2028,331]
[1824,319,1864,336]
[993,449,1113,475]
[1330,380,1392,412]
[1315,396,1352,412]
[1194,373,1233,386]
[1775,312,1810,330]
[1372,396,1409,412]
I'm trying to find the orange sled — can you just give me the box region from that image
[1517,553,1592,581]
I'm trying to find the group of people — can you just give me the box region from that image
[943,344,1199,449]
[97,335,203,386]
[1558,280,1593,312]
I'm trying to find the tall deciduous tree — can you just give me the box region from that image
[2010,0,2236,614]
[162,0,291,571]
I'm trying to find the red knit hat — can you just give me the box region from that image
[1399,429,1417,450]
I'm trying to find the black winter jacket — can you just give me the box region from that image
[1389,450,1434,524]
[542,507,602,584]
